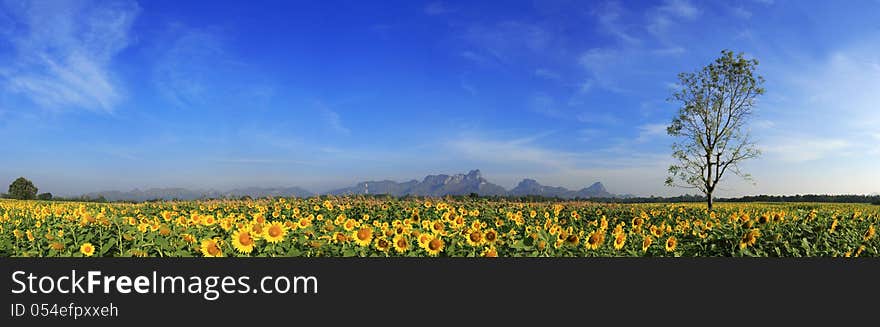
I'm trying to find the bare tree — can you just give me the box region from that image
[666,50,764,211]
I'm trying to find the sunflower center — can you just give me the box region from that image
[239,232,253,246]
[378,239,389,248]
[485,232,496,241]
[357,228,371,240]
[396,239,407,248]
[469,231,482,243]
[429,238,442,251]
[268,225,282,237]
[207,243,220,256]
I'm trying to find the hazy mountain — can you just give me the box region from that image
[329,170,617,198]
[329,170,507,197]
[575,182,613,198]
[329,180,419,196]
[84,186,312,202]
[509,179,613,199]
[80,169,621,201]
[223,187,313,199]
[509,179,576,198]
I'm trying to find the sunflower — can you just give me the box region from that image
[855,245,866,257]
[417,232,432,249]
[299,217,312,229]
[465,229,484,246]
[181,233,196,243]
[200,238,224,257]
[332,232,348,244]
[758,214,769,224]
[425,235,445,256]
[829,219,838,233]
[232,229,256,254]
[739,229,760,250]
[342,218,358,231]
[585,230,605,250]
[392,235,409,253]
[248,223,265,240]
[642,236,653,252]
[565,233,580,246]
[375,237,391,252]
[481,247,498,257]
[50,242,64,251]
[430,220,446,235]
[613,232,627,250]
[264,221,287,243]
[665,236,677,253]
[864,225,875,241]
[80,242,95,257]
[650,225,663,238]
[353,227,374,247]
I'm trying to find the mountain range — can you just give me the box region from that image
[80,169,622,201]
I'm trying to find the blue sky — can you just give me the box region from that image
[0,0,879,197]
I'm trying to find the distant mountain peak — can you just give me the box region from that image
[81,169,623,201]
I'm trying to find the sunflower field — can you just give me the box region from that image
[0,197,877,257]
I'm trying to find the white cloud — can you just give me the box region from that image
[0,0,140,112]
[636,123,669,143]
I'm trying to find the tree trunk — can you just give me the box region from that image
[707,192,714,211]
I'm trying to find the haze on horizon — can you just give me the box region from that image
[1,0,878,198]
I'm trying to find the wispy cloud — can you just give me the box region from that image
[316,102,351,135]
[462,21,554,64]
[424,2,454,15]
[636,123,669,143]
[153,27,227,108]
[534,68,561,80]
[730,6,753,19]
[762,138,852,163]
[592,1,640,45]
[657,0,700,19]
[0,0,140,112]
[209,158,313,165]
[647,0,700,37]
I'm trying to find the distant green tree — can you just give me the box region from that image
[37,193,53,200]
[8,177,38,200]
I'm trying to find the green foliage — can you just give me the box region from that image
[8,177,38,200]
[667,49,765,210]
[37,193,53,200]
